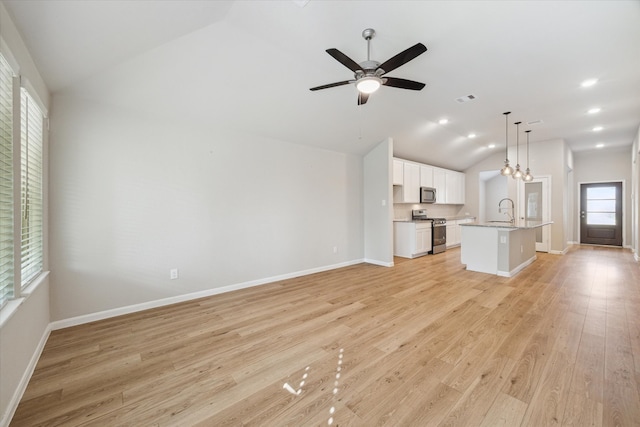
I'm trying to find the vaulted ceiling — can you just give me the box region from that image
[4,0,640,170]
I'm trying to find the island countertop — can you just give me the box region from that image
[461,220,553,230]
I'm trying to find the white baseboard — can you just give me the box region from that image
[1,324,52,427]
[497,255,537,277]
[50,259,365,330]
[363,258,394,267]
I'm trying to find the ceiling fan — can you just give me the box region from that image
[310,28,427,105]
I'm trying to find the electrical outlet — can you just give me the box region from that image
[170,268,179,280]
[333,246,338,254]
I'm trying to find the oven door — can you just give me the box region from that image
[432,224,446,246]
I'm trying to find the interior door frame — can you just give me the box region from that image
[517,175,551,252]
[577,180,625,247]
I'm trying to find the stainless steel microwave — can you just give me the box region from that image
[420,187,436,203]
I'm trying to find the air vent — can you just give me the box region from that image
[455,94,476,103]
[527,119,543,125]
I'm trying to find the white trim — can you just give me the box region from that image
[0,323,51,427]
[364,259,394,267]
[497,255,536,277]
[0,36,20,74]
[50,259,364,330]
[549,248,569,255]
[0,271,49,328]
[19,76,47,117]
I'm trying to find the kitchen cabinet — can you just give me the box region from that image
[433,168,446,204]
[446,221,458,247]
[445,170,465,204]
[393,160,420,203]
[393,157,465,205]
[393,159,404,185]
[446,218,475,248]
[419,165,434,188]
[394,221,432,258]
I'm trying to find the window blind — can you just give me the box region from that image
[20,89,43,287]
[0,54,14,308]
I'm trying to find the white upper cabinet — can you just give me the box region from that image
[393,159,404,186]
[445,170,465,204]
[433,168,446,204]
[419,165,434,188]
[393,157,465,205]
[402,162,420,203]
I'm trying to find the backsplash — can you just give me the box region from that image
[393,203,468,220]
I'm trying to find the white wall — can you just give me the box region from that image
[573,147,634,247]
[485,174,508,222]
[363,138,393,266]
[48,94,364,321]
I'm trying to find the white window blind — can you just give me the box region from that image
[20,88,43,287]
[0,54,15,308]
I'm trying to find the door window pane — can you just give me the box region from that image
[587,199,616,212]
[587,186,615,199]
[587,212,615,225]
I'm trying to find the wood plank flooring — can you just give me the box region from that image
[10,245,640,426]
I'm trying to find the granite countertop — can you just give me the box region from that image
[394,216,476,223]
[461,220,553,229]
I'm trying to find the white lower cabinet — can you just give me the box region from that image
[394,222,432,258]
[446,218,475,248]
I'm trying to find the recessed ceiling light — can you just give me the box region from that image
[588,107,601,114]
[488,143,496,149]
[581,78,598,88]
[438,118,449,125]
[596,143,604,148]
[468,133,476,139]
[592,126,603,132]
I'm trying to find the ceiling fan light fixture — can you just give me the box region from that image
[356,76,382,94]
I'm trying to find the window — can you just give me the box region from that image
[20,89,44,286]
[0,53,14,308]
[0,51,47,309]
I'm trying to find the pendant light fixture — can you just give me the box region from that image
[499,112,513,176]
[523,130,534,182]
[512,121,523,180]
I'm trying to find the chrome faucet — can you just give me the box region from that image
[498,198,515,223]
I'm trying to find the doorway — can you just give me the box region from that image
[579,182,623,246]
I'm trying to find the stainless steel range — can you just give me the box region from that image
[412,209,446,254]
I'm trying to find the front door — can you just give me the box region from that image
[580,182,623,246]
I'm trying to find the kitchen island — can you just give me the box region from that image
[460,221,553,277]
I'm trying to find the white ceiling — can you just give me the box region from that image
[4,0,640,170]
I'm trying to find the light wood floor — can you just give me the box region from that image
[11,245,640,426]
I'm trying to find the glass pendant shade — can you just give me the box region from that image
[523,169,533,181]
[513,166,523,179]
[500,112,512,175]
[500,162,514,176]
[512,121,522,180]
[523,130,534,181]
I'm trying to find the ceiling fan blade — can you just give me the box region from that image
[383,77,426,91]
[309,80,352,91]
[357,92,369,105]
[326,48,363,73]
[378,43,427,74]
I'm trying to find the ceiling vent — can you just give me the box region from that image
[527,119,543,125]
[455,94,476,103]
